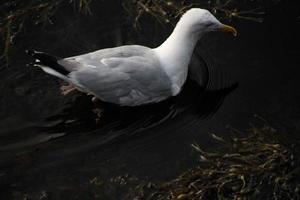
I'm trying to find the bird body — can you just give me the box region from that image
[64,45,173,105]
[27,8,237,106]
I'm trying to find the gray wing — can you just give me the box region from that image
[64,45,172,106]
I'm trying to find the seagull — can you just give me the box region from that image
[26,8,237,107]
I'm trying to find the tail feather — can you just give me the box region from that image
[26,50,70,76]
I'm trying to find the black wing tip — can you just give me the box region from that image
[25,50,69,75]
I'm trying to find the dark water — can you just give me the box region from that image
[0,1,299,199]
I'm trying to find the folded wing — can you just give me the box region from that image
[65,45,172,106]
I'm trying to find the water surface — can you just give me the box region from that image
[0,1,299,199]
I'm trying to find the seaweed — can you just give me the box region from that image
[0,0,92,66]
[122,0,269,30]
[0,0,277,66]
[88,122,299,200]
[9,122,299,199]
[134,125,299,199]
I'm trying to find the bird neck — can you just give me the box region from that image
[154,21,202,95]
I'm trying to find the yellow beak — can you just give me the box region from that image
[219,24,238,37]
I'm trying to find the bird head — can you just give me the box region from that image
[180,8,237,37]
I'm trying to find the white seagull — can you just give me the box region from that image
[27,8,237,106]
